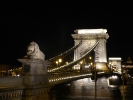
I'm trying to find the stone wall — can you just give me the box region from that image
[0,76,23,87]
[0,76,50,100]
[0,59,50,100]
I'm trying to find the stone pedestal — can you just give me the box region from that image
[18,59,50,100]
[18,59,49,85]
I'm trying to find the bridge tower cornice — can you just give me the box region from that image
[71,33,109,40]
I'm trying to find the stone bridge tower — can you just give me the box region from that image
[71,29,109,71]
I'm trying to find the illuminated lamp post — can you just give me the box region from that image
[56,61,58,67]
[121,66,125,100]
[80,61,83,70]
[90,62,93,69]
[58,58,62,66]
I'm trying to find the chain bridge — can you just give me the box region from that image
[0,29,124,100]
[46,29,122,100]
[48,29,110,84]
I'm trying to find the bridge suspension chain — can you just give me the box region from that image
[48,41,99,72]
[48,41,82,62]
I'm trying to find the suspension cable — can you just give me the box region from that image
[49,41,99,72]
[48,41,82,61]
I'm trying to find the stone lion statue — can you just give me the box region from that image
[25,41,45,60]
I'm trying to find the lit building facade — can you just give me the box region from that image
[122,56,133,68]
[108,57,122,73]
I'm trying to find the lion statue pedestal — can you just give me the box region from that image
[18,41,49,85]
[18,41,50,100]
[18,59,49,85]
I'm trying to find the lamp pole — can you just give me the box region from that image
[80,61,83,70]
[56,61,58,67]
[122,67,125,100]
[95,65,97,100]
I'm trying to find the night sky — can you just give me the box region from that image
[0,1,133,65]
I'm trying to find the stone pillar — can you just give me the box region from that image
[18,59,50,100]
[72,29,109,71]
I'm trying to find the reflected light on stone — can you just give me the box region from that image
[83,78,88,83]
[97,72,104,74]
[112,75,117,79]
[80,61,83,64]
[85,65,89,68]
[109,85,117,87]
[97,65,102,69]
[74,29,107,34]
[67,84,70,86]
[90,78,94,82]
[109,58,121,60]
[17,74,20,76]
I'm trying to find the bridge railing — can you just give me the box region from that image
[48,70,92,83]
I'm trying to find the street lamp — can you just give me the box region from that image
[80,61,83,64]
[94,65,97,100]
[56,61,58,67]
[58,58,62,66]
[80,61,83,70]
[121,67,125,100]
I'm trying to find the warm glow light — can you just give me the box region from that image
[66,62,68,65]
[85,65,89,68]
[83,78,88,83]
[59,59,62,63]
[74,65,80,70]
[74,29,107,34]
[80,61,83,64]
[89,57,92,59]
[112,75,117,79]
[109,58,121,60]
[56,61,58,64]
